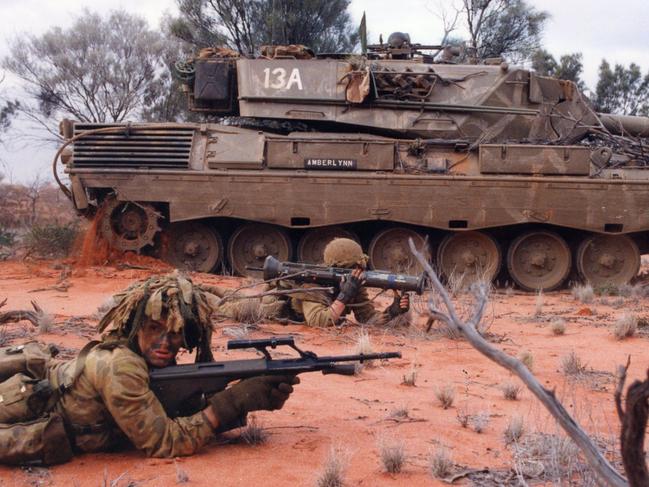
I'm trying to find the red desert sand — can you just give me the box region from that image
[0,259,647,486]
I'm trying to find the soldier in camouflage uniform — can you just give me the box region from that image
[0,272,298,464]
[273,238,410,327]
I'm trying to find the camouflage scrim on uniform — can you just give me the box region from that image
[96,271,233,362]
[50,346,214,457]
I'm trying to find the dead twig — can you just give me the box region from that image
[407,238,627,487]
[0,300,47,328]
[28,282,72,293]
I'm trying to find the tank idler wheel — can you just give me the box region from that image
[100,198,160,252]
[368,227,429,274]
[162,222,223,273]
[576,234,640,287]
[228,223,292,277]
[297,227,360,264]
[437,231,501,286]
[507,230,571,292]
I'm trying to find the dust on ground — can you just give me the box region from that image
[0,258,647,486]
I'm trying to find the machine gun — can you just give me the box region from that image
[258,255,426,295]
[150,336,401,418]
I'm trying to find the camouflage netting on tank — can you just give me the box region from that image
[260,44,314,59]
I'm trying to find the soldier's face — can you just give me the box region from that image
[137,318,184,368]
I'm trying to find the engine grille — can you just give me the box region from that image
[72,124,194,169]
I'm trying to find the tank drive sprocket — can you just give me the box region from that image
[99,198,161,252]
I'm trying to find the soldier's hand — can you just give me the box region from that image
[337,268,365,304]
[209,375,300,428]
[387,291,410,318]
[400,292,410,312]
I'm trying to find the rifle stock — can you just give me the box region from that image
[150,336,401,418]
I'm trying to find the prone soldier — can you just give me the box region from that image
[0,273,298,465]
[261,238,411,327]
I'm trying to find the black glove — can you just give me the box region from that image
[387,292,410,318]
[209,375,299,428]
[336,273,363,304]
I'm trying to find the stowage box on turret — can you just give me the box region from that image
[55,35,649,291]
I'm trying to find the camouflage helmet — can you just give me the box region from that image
[322,238,368,268]
[98,271,222,362]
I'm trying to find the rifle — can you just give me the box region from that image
[150,336,401,418]
[257,255,426,295]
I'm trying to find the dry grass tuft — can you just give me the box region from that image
[504,416,525,445]
[388,406,410,420]
[36,312,54,334]
[429,447,454,479]
[456,408,470,428]
[354,329,376,367]
[175,461,189,484]
[316,447,347,487]
[230,297,265,324]
[383,311,413,329]
[501,382,522,401]
[401,363,417,386]
[518,351,534,371]
[613,313,637,340]
[354,328,373,354]
[533,290,544,317]
[572,284,594,304]
[378,439,406,473]
[511,432,588,483]
[240,416,268,445]
[434,384,455,409]
[561,351,587,376]
[550,318,566,336]
[93,296,116,320]
[471,411,490,433]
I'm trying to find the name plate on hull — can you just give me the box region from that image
[304,158,357,170]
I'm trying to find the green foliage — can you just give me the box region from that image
[594,60,649,115]
[2,10,187,126]
[463,0,549,63]
[172,0,358,55]
[25,223,78,258]
[0,99,19,134]
[0,228,15,247]
[531,49,585,89]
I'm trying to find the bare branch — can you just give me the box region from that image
[407,238,628,487]
[0,300,47,328]
[615,356,632,422]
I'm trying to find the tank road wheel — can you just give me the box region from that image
[100,198,160,252]
[507,231,571,292]
[228,223,292,277]
[162,222,223,273]
[297,227,360,264]
[576,235,640,287]
[368,227,428,273]
[437,231,501,285]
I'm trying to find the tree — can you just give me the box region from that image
[2,10,183,135]
[594,60,649,116]
[531,49,586,90]
[142,16,197,123]
[460,0,548,63]
[0,74,19,142]
[171,0,358,56]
